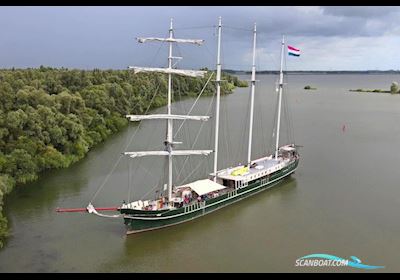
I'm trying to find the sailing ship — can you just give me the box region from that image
[58,17,300,234]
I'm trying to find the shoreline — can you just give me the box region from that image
[0,68,247,248]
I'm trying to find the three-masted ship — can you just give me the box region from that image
[60,17,300,234]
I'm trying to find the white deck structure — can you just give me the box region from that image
[176,179,226,196]
[215,145,295,182]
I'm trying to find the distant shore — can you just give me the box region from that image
[349,82,400,94]
[225,70,400,75]
[349,89,391,93]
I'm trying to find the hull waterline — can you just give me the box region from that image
[122,158,299,234]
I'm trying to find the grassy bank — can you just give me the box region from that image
[0,67,247,247]
[349,89,391,93]
[349,82,400,94]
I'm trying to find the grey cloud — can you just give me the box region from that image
[321,6,400,18]
[207,7,396,39]
[0,6,399,70]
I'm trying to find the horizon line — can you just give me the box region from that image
[1,66,400,72]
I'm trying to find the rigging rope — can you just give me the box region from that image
[175,87,216,182]
[138,183,163,202]
[174,72,214,137]
[268,78,280,154]
[224,25,252,32]
[127,157,131,203]
[89,80,162,204]
[149,31,170,68]
[282,50,295,145]
[174,25,215,30]
[222,96,231,166]
[180,157,208,185]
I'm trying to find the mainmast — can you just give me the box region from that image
[275,35,285,159]
[126,19,212,207]
[213,16,222,182]
[247,23,257,166]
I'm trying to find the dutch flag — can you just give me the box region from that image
[288,45,300,57]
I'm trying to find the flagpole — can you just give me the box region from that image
[275,35,285,159]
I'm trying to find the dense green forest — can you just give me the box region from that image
[0,66,247,247]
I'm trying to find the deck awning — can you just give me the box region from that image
[176,179,226,196]
[280,146,296,151]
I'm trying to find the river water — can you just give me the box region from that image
[1,74,400,272]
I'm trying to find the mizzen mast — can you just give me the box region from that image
[275,35,285,159]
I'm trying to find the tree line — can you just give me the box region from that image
[0,66,248,247]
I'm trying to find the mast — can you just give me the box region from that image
[275,35,285,159]
[213,16,222,182]
[167,18,174,204]
[127,19,211,208]
[247,23,257,166]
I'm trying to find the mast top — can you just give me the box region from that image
[170,18,174,31]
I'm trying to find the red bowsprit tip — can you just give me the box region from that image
[56,207,87,213]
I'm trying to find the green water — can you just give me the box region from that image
[1,74,399,272]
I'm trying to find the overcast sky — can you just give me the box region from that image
[1,6,400,71]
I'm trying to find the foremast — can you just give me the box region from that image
[247,23,257,166]
[126,18,212,207]
[275,35,285,159]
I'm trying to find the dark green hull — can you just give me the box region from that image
[121,158,299,234]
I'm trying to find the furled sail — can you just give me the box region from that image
[128,66,206,78]
[137,37,204,45]
[126,114,209,121]
[124,150,213,158]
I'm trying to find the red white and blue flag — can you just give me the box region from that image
[288,45,300,57]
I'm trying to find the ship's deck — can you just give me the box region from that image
[123,145,297,211]
[215,155,291,182]
[215,145,297,182]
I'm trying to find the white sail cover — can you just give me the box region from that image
[137,37,204,45]
[128,66,206,78]
[176,179,226,196]
[171,150,212,156]
[125,150,213,158]
[126,114,209,121]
